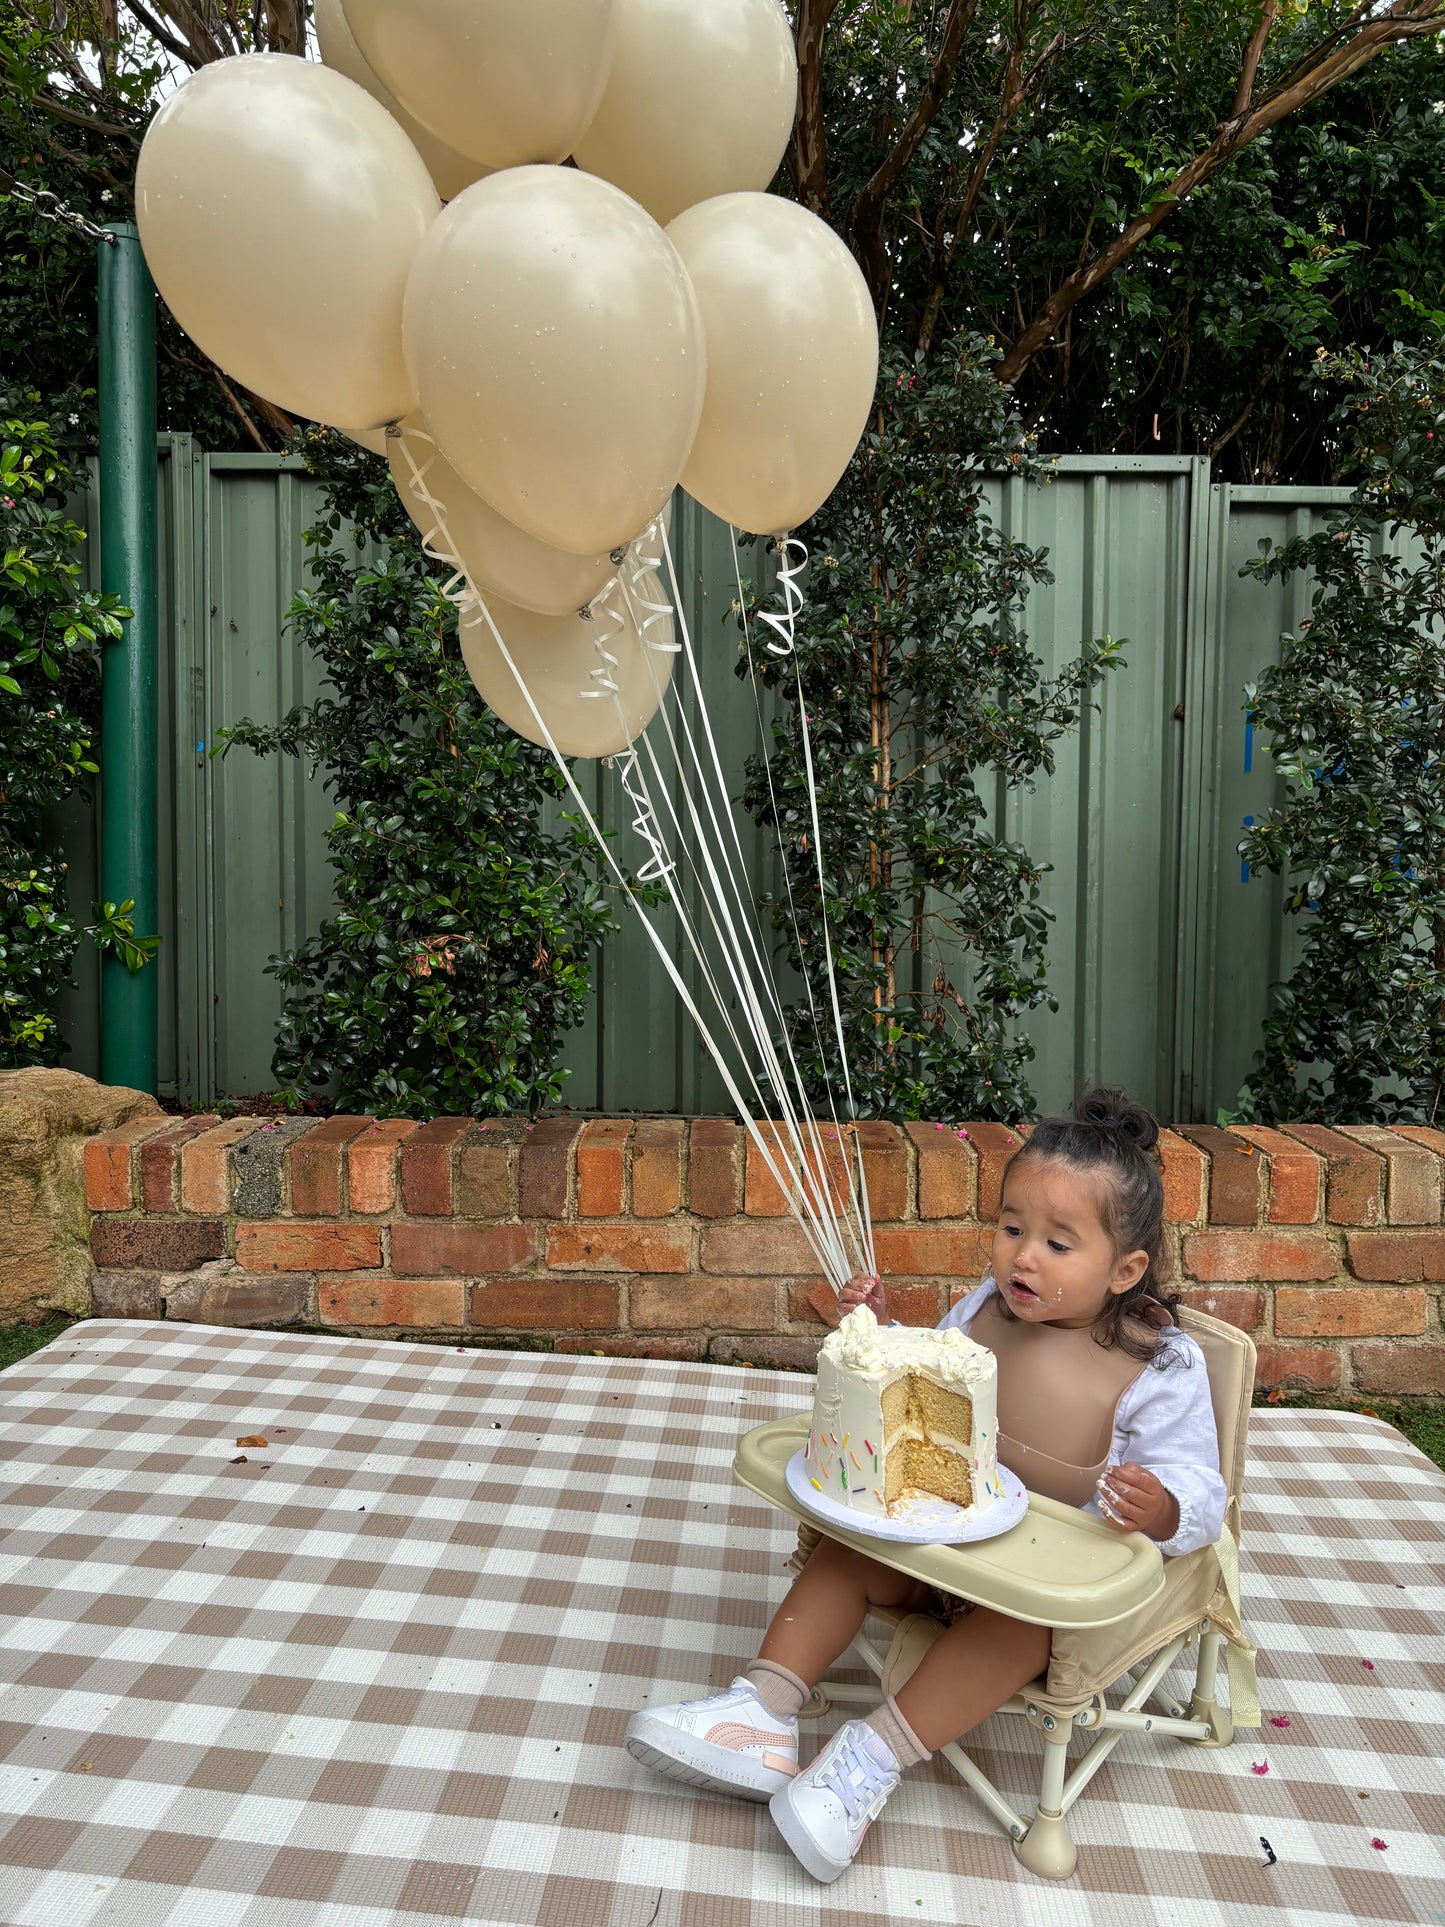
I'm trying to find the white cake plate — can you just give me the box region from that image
[784,1448,1029,1546]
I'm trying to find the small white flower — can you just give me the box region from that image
[67,413,79,426]
[100,189,113,201]
[1434,100,1445,114]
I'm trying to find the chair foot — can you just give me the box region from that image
[1012,1807,1077,1881]
[1181,1692,1233,1748]
[799,1687,830,1719]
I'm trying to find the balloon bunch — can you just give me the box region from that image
[134,0,881,1285]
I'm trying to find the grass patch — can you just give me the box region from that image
[0,1313,74,1374]
[1253,1389,1445,1475]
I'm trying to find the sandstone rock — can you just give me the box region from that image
[0,1070,159,1323]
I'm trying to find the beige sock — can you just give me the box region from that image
[865,1694,932,1768]
[745,1658,811,1720]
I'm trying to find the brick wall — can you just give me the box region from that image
[83,1113,1445,1394]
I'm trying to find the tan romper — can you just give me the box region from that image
[922,1290,1172,1623]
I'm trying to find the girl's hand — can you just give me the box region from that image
[1095,1463,1180,1542]
[838,1272,887,1322]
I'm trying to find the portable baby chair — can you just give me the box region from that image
[733,1304,1260,1881]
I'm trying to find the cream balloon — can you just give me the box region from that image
[388,425,616,616]
[667,193,878,535]
[136,55,438,430]
[345,0,616,169]
[459,590,673,758]
[342,424,390,457]
[573,0,796,227]
[314,0,488,202]
[404,167,705,555]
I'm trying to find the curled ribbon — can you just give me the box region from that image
[755,533,809,657]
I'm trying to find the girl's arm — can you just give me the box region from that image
[1090,1333,1228,1557]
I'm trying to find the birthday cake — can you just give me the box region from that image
[803,1306,1002,1518]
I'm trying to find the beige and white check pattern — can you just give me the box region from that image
[0,1320,1441,1927]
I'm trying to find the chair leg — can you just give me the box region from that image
[1182,1621,1233,1748]
[1011,1707,1078,1880]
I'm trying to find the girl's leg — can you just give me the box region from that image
[753,1536,934,1690]
[892,1605,1053,1753]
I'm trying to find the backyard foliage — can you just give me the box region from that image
[216,433,617,1117]
[0,406,153,1067]
[740,340,1123,1120]
[1230,342,1445,1125]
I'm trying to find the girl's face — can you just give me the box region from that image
[991,1156,1149,1328]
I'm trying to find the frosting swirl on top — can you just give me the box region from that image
[825,1304,994,1389]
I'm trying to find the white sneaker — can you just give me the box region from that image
[769,1719,901,1882]
[624,1676,799,1801]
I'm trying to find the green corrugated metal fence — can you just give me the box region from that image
[53,443,1376,1121]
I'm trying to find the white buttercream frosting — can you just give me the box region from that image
[803,1306,1001,1518]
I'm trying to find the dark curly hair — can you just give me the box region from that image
[993,1084,1185,1372]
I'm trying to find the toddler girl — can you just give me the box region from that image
[624,1087,1227,1884]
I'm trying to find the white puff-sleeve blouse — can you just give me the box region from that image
[937,1276,1228,1558]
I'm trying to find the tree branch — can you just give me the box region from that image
[851,0,980,311]
[791,0,838,220]
[36,94,137,139]
[1232,0,1279,115]
[123,0,206,66]
[997,0,1445,387]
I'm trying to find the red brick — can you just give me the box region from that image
[469,1279,619,1330]
[577,1119,632,1217]
[1157,1129,1206,1224]
[180,1117,264,1214]
[1254,1342,1343,1392]
[400,1116,469,1216]
[1277,1123,1383,1226]
[320,1277,464,1327]
[390,1222,535,1275]
[873,1226,994,1277]
[1236,1126,1323,1225]
[744,1121,792,1216]
[235,1222,381,1273]
[455,1119,523,1218]
[546,1224,690,1274]
[1175,1287,1264,1332]
[1334,1126,1441,1225]
[967,1123,1026,1220]
[1275,1287,1427,1338]
[91,1219,224,1270]
[139,1117,221,1215]
[1176,1126,1264,1225]
[788,1279,947,1328]
[518,1117,581,1219]
[1392,1124,1445,1162]
[689,1119,740,1217]
[632,1275,777,1330]
[1352,1344,1445,1396]
[347,1118,419,1215]
[1182,1230,1337,1283]
[556,1334,702,1359]
[906,1124,973,1219]
[289,1115,370,1217]
[84,1116,171,1212]
[856,1122,908,1222]
[631,1118,684,1218]
[700,1219,816,1275]
[1345,1230,1445,1284]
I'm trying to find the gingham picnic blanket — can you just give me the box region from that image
[0,1321,1441,1927]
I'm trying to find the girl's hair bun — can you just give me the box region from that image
[1073,1085,1160,1156]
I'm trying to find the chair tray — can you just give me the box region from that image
[735,1416,1166,1631]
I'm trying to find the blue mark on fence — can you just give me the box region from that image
[1241,817,1254,883]
[1244,713,1253,774]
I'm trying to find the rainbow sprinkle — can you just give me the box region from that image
[809,1477,823,1491]
[864,1439,874,1455]
[849,1451,862,1471]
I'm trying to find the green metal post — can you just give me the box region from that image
[98,221,159,1092]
